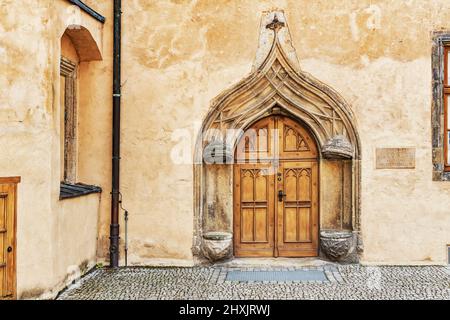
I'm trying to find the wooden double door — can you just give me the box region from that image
[233,116,319,257]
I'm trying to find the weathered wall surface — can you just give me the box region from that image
[0,0,107,298]
[52,194,101,297]
[320,160,352,231]
[113,0,450,265]
[203,165,233,234]
[2,0,450,300]
[0,0,55,298]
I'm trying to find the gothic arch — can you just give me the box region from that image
[193,11,361,258]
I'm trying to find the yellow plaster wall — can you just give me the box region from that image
[0,0,106,298]
[112,0,450,266]
[2,0,450,298]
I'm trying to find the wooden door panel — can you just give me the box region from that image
[254,174,268,201]
[234,164,275,257]
[279,116,318,160]
[0,180,18,300]
[241,208,254,242]
[298,170,311,201]
[235,117,275,163]
[5,187,14,298]
[298,207,311,241]
[0,193,6,298]
[283,207,298,242]
[277,161,318,257]
[233,116,319,258]
[254,208,268,242]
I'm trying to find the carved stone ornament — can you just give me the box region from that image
[196,11,361,159]
[322,135,354,159]
[202,232,233,262]
[320,230,356,262]
[193,10,362,256]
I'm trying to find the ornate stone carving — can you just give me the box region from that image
[196,11,360,159]
[193,10,362,257]
[201,232,233,262]
[266,14,285,32]
[320,230,356,262]
[322,135,354,159]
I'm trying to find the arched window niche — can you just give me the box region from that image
[58,24,103,199]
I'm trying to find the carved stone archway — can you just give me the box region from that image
[193,11,362,261]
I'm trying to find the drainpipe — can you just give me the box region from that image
[110,0,122,268]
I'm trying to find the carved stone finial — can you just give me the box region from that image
[266,14,285,33]
[253,11,300,71]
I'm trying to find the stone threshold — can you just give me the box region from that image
[214,257,337,269]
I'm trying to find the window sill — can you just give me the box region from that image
[60,182,102,200]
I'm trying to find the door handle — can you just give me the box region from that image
[7,246,12,253]
[278,190,286,202]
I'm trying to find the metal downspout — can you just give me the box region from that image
[110,0,121,268]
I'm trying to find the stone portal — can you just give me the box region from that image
[194,10,361,263]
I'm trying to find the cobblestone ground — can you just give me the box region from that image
[57,265,450,300]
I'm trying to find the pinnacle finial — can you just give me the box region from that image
[266,13,285,33]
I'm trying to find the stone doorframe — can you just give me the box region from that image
[192,11,362,261]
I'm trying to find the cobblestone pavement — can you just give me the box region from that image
[57,265,450,300]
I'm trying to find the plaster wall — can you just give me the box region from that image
[113,0,450,266]
[2,0,450,299]
[0,0,106,298]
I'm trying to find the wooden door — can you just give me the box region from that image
[234,116,318,257]
[0,177,19,300]
[276,161,319,257]
[233,164,275,256]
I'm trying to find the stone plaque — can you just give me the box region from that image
[376,148,415,169]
